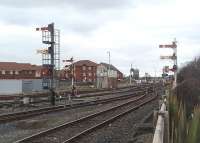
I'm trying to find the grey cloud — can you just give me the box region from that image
[0,0,65,8]
[66,23,99,34]
[0,35,41,64]
[0,1,129,34]
[66,0,131,10]
[0,0,132,32]
[0,6,99,34]
[0,0,131,10]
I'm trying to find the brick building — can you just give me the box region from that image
[63,60,98,83]
[0,62,42,79]
[74,60,97,83]
[0,62,43,94]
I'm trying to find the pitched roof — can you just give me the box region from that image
[74,60,97,66]
[0,62,42,71]
[100,62,122,73]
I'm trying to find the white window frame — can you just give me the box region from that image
[15,71,19,75]
[2,70,5,74]
[10,71,13,75]
[88,72,92,76]
[35,71,41,77]
[88,66,92,70]
[82,66,86,71]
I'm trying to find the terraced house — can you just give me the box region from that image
[0,62,43,94]
[0,62,42,79]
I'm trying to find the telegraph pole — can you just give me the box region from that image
[63,57,74,103]
[107,51,111,88]
[130,64,132,85]
[108,51,111,74]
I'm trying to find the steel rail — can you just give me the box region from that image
[77,85,151,98]
[63,95,157,143]
[0,105,64,123]
[0,89,148,123]
[14,93,156,143]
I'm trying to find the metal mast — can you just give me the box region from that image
[36,23,60,105]
[159,39,178,88]
[130,64,132,85]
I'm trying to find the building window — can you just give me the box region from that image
[15,71,19,75]
[82,66,86,71]
[5,71,10,74]
[88,66,92,70]
[88,72,92,76]
[1,70,6,74]
[35,71,40,77]
[83,77,86,82]
[29,71,32,74]
[23,71,27,74]
[2,70,5,75]
[10,71,13,75]
[83,72,86,76]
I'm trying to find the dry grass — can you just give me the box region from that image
[169,57,200,143]
[169,91,200,143]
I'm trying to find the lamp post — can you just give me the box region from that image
[63,57,74,104]
[107,51,111,88]
[130,64,132,85]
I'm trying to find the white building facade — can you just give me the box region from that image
[96,63,118,88]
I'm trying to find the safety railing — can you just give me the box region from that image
[152,99,168,143]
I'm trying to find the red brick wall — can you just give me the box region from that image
[75,66,82,81]
[0,70,41,79]
[74,65,97,82]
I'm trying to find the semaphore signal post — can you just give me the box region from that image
[159,39,178,88]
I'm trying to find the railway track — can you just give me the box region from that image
[0,105,64,123]
[0,86,152,123]
[14,93,157,143]
[0,85,151,107]
[76,85,150,98]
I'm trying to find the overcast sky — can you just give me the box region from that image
[0,0,200,76]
